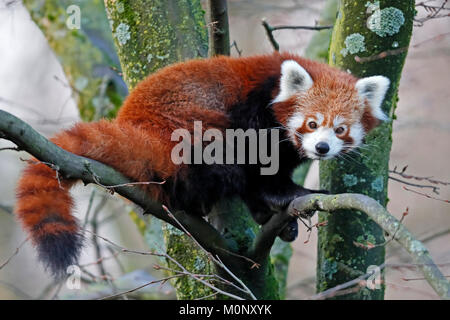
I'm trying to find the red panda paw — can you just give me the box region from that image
[278,218,298,242]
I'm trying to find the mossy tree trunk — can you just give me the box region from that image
[24,0,126,121]
[267,0,339,299]
[317,0,415,299]
[104,0,215,299]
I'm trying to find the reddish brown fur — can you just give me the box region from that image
[15,52,372,264]
[361,107,381,132]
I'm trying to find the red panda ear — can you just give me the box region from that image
[273,60,313,103]
[355,76,390,121]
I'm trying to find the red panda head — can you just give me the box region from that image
[272,60,390,160]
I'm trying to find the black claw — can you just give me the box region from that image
[279,219,298,242]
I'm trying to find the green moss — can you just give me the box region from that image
[104,0,207,89]
[318,0,415,299]
[164,229,215,299]
[270,238,293,299]
[209,198,280,299]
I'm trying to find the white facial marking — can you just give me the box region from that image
[355,76,390,121]
[286,112,304,146]
[316,113,324,125]
[333,115,345,127]
[349,123,364,147]
[302,127,343,160]
[273,60,313,103]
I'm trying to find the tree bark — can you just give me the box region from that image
[103,0,215,299]
[317,0,415,299]
[206,0,230,56]
[24,0,125,121]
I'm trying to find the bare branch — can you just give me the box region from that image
[261,18,333,52]
[402,186,450,203]
[288,193,450,299]
[390,165,450,188]
[230,40,242,57]
[415,0,450,26]
[206,0,230,56]
[0,237,29,271]
[389,176,440,194]
[261,19,280,51]
[354,47,408,63]
[270,24,333,31]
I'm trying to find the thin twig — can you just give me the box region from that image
[353,207,409,250]
[271,24,333,31]
[389,176,440,194]
[261,18,333,51]
[261,19,280,51]
[390,165,450,187]
[230,40,242,56]
[0,237,29,270]
[355,47,408,63]
[99,275,182,300]
[90,195,109,276]
[309,264,385,300]
[403,186,450,203]
[415,0,449,26]
[85,229,247,300]
[162,205,257,300]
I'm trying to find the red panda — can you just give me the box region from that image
[15,52,390,277]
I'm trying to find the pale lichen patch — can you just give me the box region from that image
[367,7,405,37]
[193,256,206,271]
[341,33,366,57]
[164,223,184,236]
[371,176,384,192]
[114,22,131,45]
[365,1,380,13]
[343,174,358,187]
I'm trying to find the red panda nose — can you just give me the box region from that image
[315,142,330,155]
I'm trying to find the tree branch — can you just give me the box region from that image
[285,193,450,299]
[0,110,235,266]
[262,18,333,52]
[206,0,230,56]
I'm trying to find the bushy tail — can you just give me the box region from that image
[15,120,176,277]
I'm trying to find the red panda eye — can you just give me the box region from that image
[335,127,345,134]
[308,121,317,129]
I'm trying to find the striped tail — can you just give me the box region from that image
[16,161,82,277]
[15,120,177,277]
